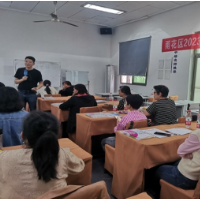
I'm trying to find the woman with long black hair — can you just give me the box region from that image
[37,80,58,96]
[0,111,85,199]
[59,84,97,137]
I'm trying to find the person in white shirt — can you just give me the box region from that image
[37,80,58,96]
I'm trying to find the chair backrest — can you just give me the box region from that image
[80,106,102,113]
[148,97,156,102]
[169,95,179,101]
[193,175,200,198]
[125,119,149,130]
[178,117,185,123]
[44,94,61,97]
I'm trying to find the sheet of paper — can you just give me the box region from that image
[166,128,191,135]
[42,97,54,99]
[143,128,168,138]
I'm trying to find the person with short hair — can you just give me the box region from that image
[59,81,73,97]
[37,80,58,96]
[101,94,147,150]
[14,56,43,111]
[0,82,5,88]
[59,84,97,136]
[143,85,177,125]
[117,86,131,110]
[0,86,28,147]
[0,111,85,199]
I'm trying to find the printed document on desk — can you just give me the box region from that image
[166,128,191,135]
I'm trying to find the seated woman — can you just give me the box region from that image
[117,86,131,110]
[0,82,5,88]
[37,80,58,96]
[0,86,28,147]
[59,84,97,137]
[155,129,200,191]
[101,94,147,150]
[0,111,85,199]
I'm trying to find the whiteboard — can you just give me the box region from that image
[14,59,61,87]
[66,70,88,85]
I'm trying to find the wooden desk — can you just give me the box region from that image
[76,112,126,153]
[111,123,197,198]
[37,97,71,111]
[2,138,92,186]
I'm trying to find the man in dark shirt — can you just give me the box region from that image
[14,56,43,111]
[143,85,177,125]
[59,81,73,97]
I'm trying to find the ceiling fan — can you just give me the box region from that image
[33,1,78,27]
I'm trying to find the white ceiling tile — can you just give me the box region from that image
[0,1,12,8]
[133,5,164,16]
[56,2,84,18]
[69,1,97,6]
[31,1,67,15]
[172,1,193,5]
[10,1,39,12]
[94,1,125,8]
[116,1,153,12]
[85,15,114,23]
[150,1,180,10]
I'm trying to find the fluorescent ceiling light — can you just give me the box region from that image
[84,4,124,15]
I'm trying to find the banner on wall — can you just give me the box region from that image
[162,33,200,52]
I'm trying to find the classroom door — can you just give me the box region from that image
[193,54,200,101]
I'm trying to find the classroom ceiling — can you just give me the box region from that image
[0,1,194,27]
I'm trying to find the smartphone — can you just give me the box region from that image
[154,132,171,137]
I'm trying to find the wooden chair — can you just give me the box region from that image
[148,97,156,102]
[104,119,149,175]
[127,192,152,199]
[80,106,102,113]
[37,181,110,199]
[44,94,61,97]
[178,117,185,123]
[160,176,200,199]
[169,95,179,101]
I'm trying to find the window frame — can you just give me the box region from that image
[120,71,148,86]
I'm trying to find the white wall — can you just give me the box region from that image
[111,2,200,99]
[0,9,111,94]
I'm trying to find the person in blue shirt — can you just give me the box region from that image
[0,86,28,147]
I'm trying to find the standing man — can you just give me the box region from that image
[14,56,43,111]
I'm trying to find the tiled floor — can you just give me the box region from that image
[91,157,115,199]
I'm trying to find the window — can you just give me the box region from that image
[120,75,147,86]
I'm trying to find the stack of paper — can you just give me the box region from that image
[42,97,54,99]
[165,128,191,135]
[51,103,62,107]
[86,112,120,118]
[143,128,169,138]
[96,100,107,103]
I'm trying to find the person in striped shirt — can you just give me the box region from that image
[143,85,177,125]
[101,94,147,150]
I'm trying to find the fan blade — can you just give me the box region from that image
[59,20,78,27]
[51,13,58,19]
[33,20,52,23]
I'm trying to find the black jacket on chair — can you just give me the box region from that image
[59,95,97,133]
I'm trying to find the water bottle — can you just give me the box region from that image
[0,128,3,149]
[197,105,200,129]
[185,110,192,128]
[109,93,113,101]
[113,100,117,111]
[124,99,127,110]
